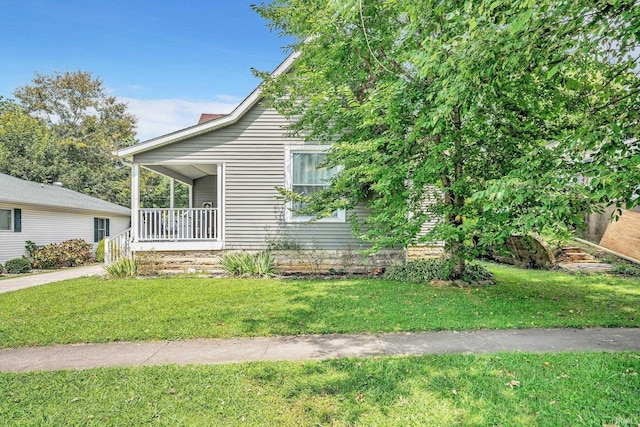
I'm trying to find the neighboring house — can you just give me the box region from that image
[0,173,131,265]
[114,53,440,271]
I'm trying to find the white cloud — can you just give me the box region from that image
[120,97,238,141]
[214,94,243,103]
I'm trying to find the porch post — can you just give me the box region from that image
[169,178,175,209]
[131,163,140,242]
[188,185,193,208]
[217,163,223,242]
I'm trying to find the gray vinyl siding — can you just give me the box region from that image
[416,191,441,244]
[134,104,371,250]
[193,175,217,209]
[0,201,130,264]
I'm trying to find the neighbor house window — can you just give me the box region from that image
[94,217,110,242]
[0,209,11,231]
[285,146,345,222]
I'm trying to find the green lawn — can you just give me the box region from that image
[0,263,638,348]
[1,352,639,426]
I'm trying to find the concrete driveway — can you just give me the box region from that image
[0,264,104,294]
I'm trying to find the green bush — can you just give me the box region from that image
[104,257,139,278]
[219,251,278,278]
[59,239,94,266]
[384,259,493,285]
[95,239,106,263]
[612,263,640,277]
[0,263,4,274]
[31,243,59,269]
[25,240,42,259]
[32,239,94,269]
[5,257,32,274]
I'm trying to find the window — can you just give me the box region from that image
[285,146,345,222]
[94,217,110,242]
[0,209,11,231]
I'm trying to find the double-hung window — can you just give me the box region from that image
[285,145,345,222]
[94,217,110,242]
[0,208,20,232]
[0,209,11,231]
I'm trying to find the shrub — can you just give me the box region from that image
[0,263,4,274]
[5,257,32,274]
[59,239,94,266]
[219,250,278,278]
[25,240,42,259]
[104,257,139,278]
[32,239,94,269]
[31,243,59,269]
[384,259,493,285]
[95,239,106,263]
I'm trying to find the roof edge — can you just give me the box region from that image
[117,51,300,159]
[1,199,131,216]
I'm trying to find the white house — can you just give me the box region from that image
[0,173,130,264]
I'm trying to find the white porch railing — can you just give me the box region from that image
[138,208,218,241]
[104,228,132,265]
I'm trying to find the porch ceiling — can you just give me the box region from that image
[144,164,217,184]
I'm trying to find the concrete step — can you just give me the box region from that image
[559,262,614,272]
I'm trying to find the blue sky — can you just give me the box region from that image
[0,0,293,140]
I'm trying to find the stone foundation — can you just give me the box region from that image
[270,249,404,273]
[133,248,407,274]
[407,245,445,260]
[134,250,224,275]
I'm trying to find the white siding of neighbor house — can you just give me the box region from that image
[0,201,130,264]
[134,104,376,250]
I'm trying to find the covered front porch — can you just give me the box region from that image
[130,161,224,252]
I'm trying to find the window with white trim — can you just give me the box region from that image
[285,146,345,222]
[0,209,11,231]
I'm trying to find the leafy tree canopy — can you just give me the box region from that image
[254,0,639,271]
[0,72,140,206]
[0,97,63,184]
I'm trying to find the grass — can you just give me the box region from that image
[1,352,639,426]
[0,263,638,348]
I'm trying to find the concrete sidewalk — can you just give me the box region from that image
[1,328,638,373]
[0,265,104,294]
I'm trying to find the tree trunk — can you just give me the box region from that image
[451,106,466,277]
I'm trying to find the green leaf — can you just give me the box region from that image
[547,64,560,79]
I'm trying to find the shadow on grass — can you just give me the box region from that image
[267,267,640,334]
[1,265,638,348]
[4,352,637,425]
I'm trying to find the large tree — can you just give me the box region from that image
[0,97,65,183]
[254,0,639,272]
[11,71,138,205]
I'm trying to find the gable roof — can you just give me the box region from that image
[0,173,130,215]
[117,51,300,160]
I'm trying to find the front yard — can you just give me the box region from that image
[1,263,639,425]
[0,263,639,348]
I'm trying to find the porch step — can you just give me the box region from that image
[556,247,596,263]
[561,252,594,262]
